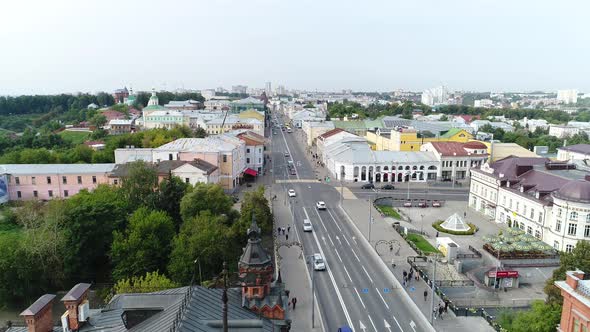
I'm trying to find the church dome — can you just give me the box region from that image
[553,180,590,203]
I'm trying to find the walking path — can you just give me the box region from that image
[340,199,495,332]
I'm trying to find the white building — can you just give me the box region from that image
[549,125,580,139]
[519,117,549,132]
[204,99,230,111]
[420,141,488,180]
[302,121,335,146]
[421,86,449,106]
[557,89,578,104]
[474,99,493,108]
[557,144,590,161]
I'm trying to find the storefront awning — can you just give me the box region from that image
[244,168,258,176]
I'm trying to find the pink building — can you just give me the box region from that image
[1,164,116,201]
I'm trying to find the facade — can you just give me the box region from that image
[558,144,590,161]
[420,141,488,180]
[302,120,335,146]
[1,164,116,201]
[557,89,579,104]
[107,119,133,135]
[110,159,219,186]
[474,99,493,108]
[112,87,129,104]
[550,125,580,139]
[366,127,474,152]
[204,98,230,111]
[555,270,590,332]
[237,131,266,174]
[204,116,264,136]
[231,97,265,113]
[421,86,449,106]
[164,100,201,110]
[316,128,358,161]
[143,110,184,129]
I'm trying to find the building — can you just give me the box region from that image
[316,128,359,161]
[421,86,449,106]
[112,87,129,104]
[232,85,248,94]
[143,110,184,129]
[237,131,266,175]
[550,125,581,139]
[8,219,291,332]
[557,89,579,104]
[519,117,549,132]
[302,120,335,146]
[204,98,231,111]
[1,164,116,201]
[110,159,219,186]
[420,141,488,180]
[164,100,202,110]
[231,97,265,113]
[558,144,590,161]
[265,82,272,95]
[107,119,133,135]
[474,99,493,108]
[204,116,264,136]
[366,127,474,152]
[470,120,514,133]
[555,270,590,332]
[484,142,539,162]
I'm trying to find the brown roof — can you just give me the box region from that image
[554,180,590,203]
[318,128,345,140]
[61,283,91,302]
[463,141,487,149]
[486,156,549,180]
[20,294,55,316]
[559,144,590,155]
[429,142,470,156]
[237,131,266,145]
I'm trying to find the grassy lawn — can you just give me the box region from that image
[59,130,91,144]
[406,234,439,253]
[377,205,401,220]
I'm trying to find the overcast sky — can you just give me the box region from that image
[1,0,588,95]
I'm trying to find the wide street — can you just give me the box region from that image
[269,111,434,332]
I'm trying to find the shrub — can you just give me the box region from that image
[432,220,477,235]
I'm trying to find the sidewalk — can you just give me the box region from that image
[341,199,495,332]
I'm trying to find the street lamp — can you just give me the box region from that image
[193,258,203,286]
[368,194,374,242]
[306,255,316,328]
[430,254,438,324]
[340,171,346,205]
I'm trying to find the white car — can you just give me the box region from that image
[303,219,313,232]
[288,189,296,197]
[316,201,326,210]
[313,253,326,271]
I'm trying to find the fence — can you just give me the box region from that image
[453,307,503,332]
[435,280,475,287]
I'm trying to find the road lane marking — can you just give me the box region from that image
[342,264,353,283]
[335,250,343,263]
[384,319,392,332]
[303,207,354,329]
[335,235,343,246]
[351,248,361,262]
[362,265,374,283]
[368,315,377,332]
[321,236,327,246]
[352,236,358,245]
[343,236,351,246]
[394,316,405,332]
[354,287,367,309]
[326,208,343,232]
[279,122,300,180]
[327,233,336,246]
[409,320,417,332]
[376,287,390,309]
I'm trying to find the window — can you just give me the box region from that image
[33,190,38,198]
[502,196,506,205]
[516,202,519,211]
[573,318,580,332]
[570,211,578,221]
[32,176,36,185]
[247,158,250,163]
[558,208,563,217]
[530,209,534,219]
[527,226,532,235]
[47,176,51,184]
[15,177,19,185]
[554,241,560,250]
[64,190,69,198]
[585,225,590,238]
[92,176,97,184]
[247,148,250,153]
[509,199,512,209]
[586,214,590,223]
[185,178,190,184]
[539,213,543,223]
[114,179,118,185]
[568,223,577,236]
[62,176,67,184]
[223,155,227,163]
[16,191,21,198]
[566,244,574,253]
[77,176,82,184]
[535,230,541,239]
[556,219,562,232]
[48,190,53,197]
[169,153,173,161]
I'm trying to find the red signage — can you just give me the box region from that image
[490,270,519,278]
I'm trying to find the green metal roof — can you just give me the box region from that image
[440,128,466,138]
[143,104,166,111]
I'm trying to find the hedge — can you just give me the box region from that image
[432,220,477,235]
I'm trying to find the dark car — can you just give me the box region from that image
[361,183,375,189]
[381,184,395,190]
[290,168,296,175]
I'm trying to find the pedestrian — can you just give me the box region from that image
[438,305,444,320]
[415,273,420,282]
[433,308,437,320]
[292,297,297,310]
[287,225,291,233]
[444,299,449,313]
[286,234,289,241]
[403,270,407,279]
[423,289,428,301]
[435,231,439,237]
[282,227,286,234]
[277,227,281,235]
[464,211,467,218]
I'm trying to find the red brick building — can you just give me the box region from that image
[555,270,590,332]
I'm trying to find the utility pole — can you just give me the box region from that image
[307,255,315,328]
[222,261,228,332]
[368,194,374,242]
[430,255,437,324]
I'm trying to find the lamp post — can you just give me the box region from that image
[193,258,203,286]
[306,255,316,328]
[406,171,411,200]
[368,194,375,242]
[340,171,345,205]
[430,254,438,324]
[495,243,502,290]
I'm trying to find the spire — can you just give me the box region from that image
[247,213,261,241]
[276,269,282,284]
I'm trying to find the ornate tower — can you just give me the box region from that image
[238,217,274,300]
[147,88,159,106]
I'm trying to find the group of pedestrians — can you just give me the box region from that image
[432,300,449,320]
[277,225,291,241]
[401,267,420,287]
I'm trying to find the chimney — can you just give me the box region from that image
[20,294,56,332]
[566,270,585,289]
[61,283,91,331]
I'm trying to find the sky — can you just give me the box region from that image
[0,0,589,95]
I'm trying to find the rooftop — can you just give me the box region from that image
[0,164,116,175]
[558,144,590,155]
[155,137,239,153]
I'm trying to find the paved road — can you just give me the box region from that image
[270,113,434,332]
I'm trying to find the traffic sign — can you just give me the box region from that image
[361,288,369,294]
[383,288,390,294]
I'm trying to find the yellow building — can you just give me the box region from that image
[367,127,474,151]
[478,142,539,162]
[237,109,265,122]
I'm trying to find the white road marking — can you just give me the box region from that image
[354,287,367,309]
[335,250,343,263]
[342,264,353,283]
[359,320,367,331]
[384,319,392,332]
[326,208,343,232]
[352,236,358,245]
[409,320,416,332]
[368,315,377,332]
[327,233,336,246]
[303,207,354,329]
[335,235,343,245]
[279,123,300,180]
[343,236,351,246]
[362,265,374,283]
[393,316,405,332]
[351,248,361,262]
[376,287,390,309]
[321,236,328,246]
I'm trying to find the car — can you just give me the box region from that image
[312,253,326,271]
[284,152,290,157]
[273,131,277,135]
[288,189,296,197]
[338,327,353,332]
[432,200,441,207]
[403,201,412,207]
[418,201,427,208]
[361,183,375,189]
[303,219,313,232]
[290,168,297,175]
[381,184,395,190]
[316,201,326,210]
[287,128,292,133]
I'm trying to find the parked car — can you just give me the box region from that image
[316,201,327,210]
[290,168,297,175]
[313,253,326,271]
[288,189,296,197]
[381,184,395,190]
[284,152,289,157]
[361,183,375,189]
[403,201,412,207]
[418,201,427,208]
[287,128,292,133]
[432,201,441,207]
[303,219,313,232]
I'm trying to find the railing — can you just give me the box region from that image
[435,280,475,287]
[451,298,533,308]
[468,245,483,257]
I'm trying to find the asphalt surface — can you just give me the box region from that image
[270,113,433,332]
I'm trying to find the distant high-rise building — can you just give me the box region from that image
[232,85,248,94]
[277,85,286,95]
[557,89,578,104]
[265,82,272,95]
[421,86,449,106]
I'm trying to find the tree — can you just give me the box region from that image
[439,114,448,121]
[497,300,561,332]
[111,271,178,297]
[193,127,207,138]
[180,183,234,222]
[545,240,590,303]
[120,161,158,211]
[168,211,236,284]
[155,173,189,231]
[89,114,107,127]
[233,186,272,241]
[111,208,175,281]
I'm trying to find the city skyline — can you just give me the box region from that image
[0,0,588,95]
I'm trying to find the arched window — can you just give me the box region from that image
[570,211,578,221]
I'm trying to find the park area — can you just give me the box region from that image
[376,204,401,220]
